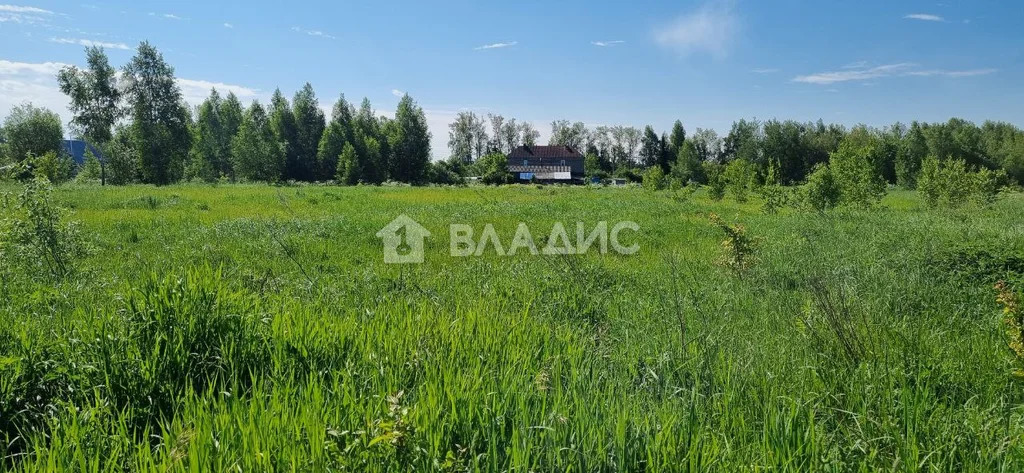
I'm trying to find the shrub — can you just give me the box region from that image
[996,281,1024,379]
[703,162,726,201]
[918,156,1008,208]
[0,178,89,280]
[670,143,704,185]
[723,158,755,203]
[759,184,788,214]
[759,161,788,214]
[477,152,513,185]
[800,164,840,211]
[970,168,1007,207]
[709,213,756,276]
[13,152,75,184]
[917,156,942,208]
[75,149,103,183]
[829,141,886,208]
[642,165,666,191]
[104,132,140,185]
[427,160,466,185]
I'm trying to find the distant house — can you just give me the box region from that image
[62,140,104,166]
[507,145,584,184]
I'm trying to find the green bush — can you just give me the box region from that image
[724,158,755,203]
[75,149,103,183]
[0,178,90,280]
[477,152,513,185]
[703,162,726,201]
[800,164,841,211]
[829,141,885,208]
[918,156,1008,208]
[642,165,667,191]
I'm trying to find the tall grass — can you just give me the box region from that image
[0,183,1022,471]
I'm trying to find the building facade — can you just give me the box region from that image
[507,145,584,184]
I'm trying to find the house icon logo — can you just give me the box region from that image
[375,214,431,264]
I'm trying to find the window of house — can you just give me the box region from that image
[523,159,528,166]
[561,160,566,166]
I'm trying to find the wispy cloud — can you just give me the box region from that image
[0,3,53,23]
[391,89,405,98]
[474,41,518,50]
[751,68,779,74]
[148,12,184,20]
[904,13,945,22]
[223,22,233,28]
[905,68,998,78]
[591,40,625,47]
[50,37,130,50]
[291,26,336,40]
[794,62,997,84]
[0,59,66,75]
[175,79,260,105]
[0,4,52,14]
[654,0,738,57]
[795,63,917,84]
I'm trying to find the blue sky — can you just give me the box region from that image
[1,0,1022,157]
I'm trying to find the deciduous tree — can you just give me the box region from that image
[389,94,431,184]
[122,41,191,185]
[232,101,284,182]
[291,83,325,181]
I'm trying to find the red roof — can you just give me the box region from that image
[508,145,583,159]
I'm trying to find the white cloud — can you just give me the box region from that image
[795,63,916,84]
[0,60,72,133]
[906,68,998,78]
[50,37,130,50]
[654,0,738,57]
[0,59,261,135]
[474,41,517,50]
[0,59,67,76]
[794,62,996,84]
[176,78,260,105]
[223,22,233,28]
[163,13,182,20]
[905,13,945,22]
[0,4,52,14]
[391,89,405,98]
[291,26,336,40]
[0,4,52,24]
[751,68,779,73]
[591,40,625,47]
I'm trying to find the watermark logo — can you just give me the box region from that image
[375,214,431,264]
[377,215,639,264]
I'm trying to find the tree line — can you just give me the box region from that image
[446,112,1023,189]
[0,43,431,185]
[2,43,1023,191]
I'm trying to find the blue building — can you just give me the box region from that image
[61,139,104,166]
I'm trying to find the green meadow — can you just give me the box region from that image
[2,183,1024,471]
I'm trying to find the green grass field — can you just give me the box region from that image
[2,183,1024,471]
